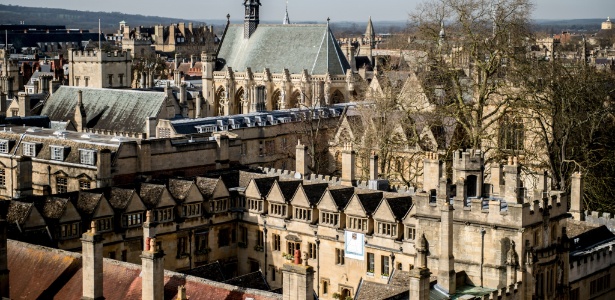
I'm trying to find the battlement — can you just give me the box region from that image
[584,211,615,232]
[70,50,132,62]
[453,149,484,171]
[479,281,523,300]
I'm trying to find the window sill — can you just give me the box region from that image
[366,272,374,277]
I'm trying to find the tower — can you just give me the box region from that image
[244,0,262,39]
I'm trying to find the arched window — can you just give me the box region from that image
[235,88,245,115]
[332,90,345,104]
[499,116,525,151]
[255,86,266,111]
[215,87,226,116]
[272,89,281,110]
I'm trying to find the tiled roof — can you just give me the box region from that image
[570,225,615,255]
[75,192,103,215]
[239,170,271,188]
[7,240,282,300]
[356,279,408,300]
[327,187,355,209]
[41,86,167,134]
[168,179,194,202]
[7,201,32,225]
[196,177,219,198]
[217,24,350,75]
[106,187,135,210]
[40,197,69,219]
[302,183,330,205]
[138,183,166,207]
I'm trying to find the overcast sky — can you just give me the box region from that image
[3,0,614,22]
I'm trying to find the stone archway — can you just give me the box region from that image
[332,89,345,104]
[289,90,301,108]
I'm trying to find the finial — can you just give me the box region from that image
[327,17,330,25]
[227,14,231,22]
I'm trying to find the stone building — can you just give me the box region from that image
[202,0,355,117]
[4,139,614,299]
[67,49,133,89]
[0,49,21,100]
[602,17,613,30]
[116,21,218,55]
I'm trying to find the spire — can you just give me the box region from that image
[365,16,375,41]
[439,21,446,49]
[244,0,262,39]
[283,0,290,25]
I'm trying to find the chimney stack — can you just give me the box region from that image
[75,90,87,132]
[369,152,378,181]
[141,211,165,300]
[295,140,309,179]
[282,251,314,300]
[423,152,442,192]
[409,234,430,300]
[341,143,356,187]
[0,92,7,117]
[437,177,456,295]
[82,221,104,300]
[14,156,33,198]
[179,83,188,117]
[570,172,584,221]
[17,92,30,117]
[178,286,188,300]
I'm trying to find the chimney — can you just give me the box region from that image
[409,234,430,300]
[570,172,584,221]
[490,163,503,196]
[423,152,442,192]
[17,92,30,117]
[437,177,456,295]
[75,90,87,132]
[96,149,112,188]
[282,250,314,300]
[215,134,230,169]
[49,80,61,95]
[503,157,522,204]
[190,55,196,68]
[0,92,6,117]
[295,140,309,178]
[188,23,193,32]
[142,211,165,300]
[179,83,187,105]
[369,152,378,180]
[0,213,9,299]
[146,117,157,139]
[82,221,104,300]
[341,142,356,187]
[178,286,188,300]
[14,156,33,198]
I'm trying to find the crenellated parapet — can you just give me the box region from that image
[478,281,523,300]
[584,211,615,232]
[69,50,132,63]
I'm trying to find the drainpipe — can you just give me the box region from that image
[264,220,268,281]
[315,231,320,297]
[480,227,486,287]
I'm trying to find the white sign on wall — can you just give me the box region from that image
[345,230,365,261]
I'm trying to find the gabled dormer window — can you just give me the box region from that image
[347,216,368,233]
[248,198,264,213]
[183,203,202,218]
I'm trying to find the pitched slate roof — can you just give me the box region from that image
[74,192,103,215]
[222,271,271,292]
[327,187,355,209]
[276,180,302,202]
[196,177,220,198]
[41,86,167,134]
[217,24,350,75]
[384,195,413,221]
[183,261,227,282]
[356,192,383,215]
[106,187,136,210]
[252,177,279,196]
[7,201,33,225]
[570,225,615,256]
[40,197,70,219]
[302,183,330,206]
[239,170,271,188]
[168,179,194,202]
[138,183,166,207]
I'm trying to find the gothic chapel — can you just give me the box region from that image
[201,0,355,117]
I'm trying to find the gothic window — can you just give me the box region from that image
[235,88,245,114]
[335,248,345,265]
[256,86,266,111]
[332,90,345,104]
[272,89,281,110]
[499,116,525,151]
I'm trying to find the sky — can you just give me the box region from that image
[1,0,613,22]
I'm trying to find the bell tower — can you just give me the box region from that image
[244,0,262,39]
